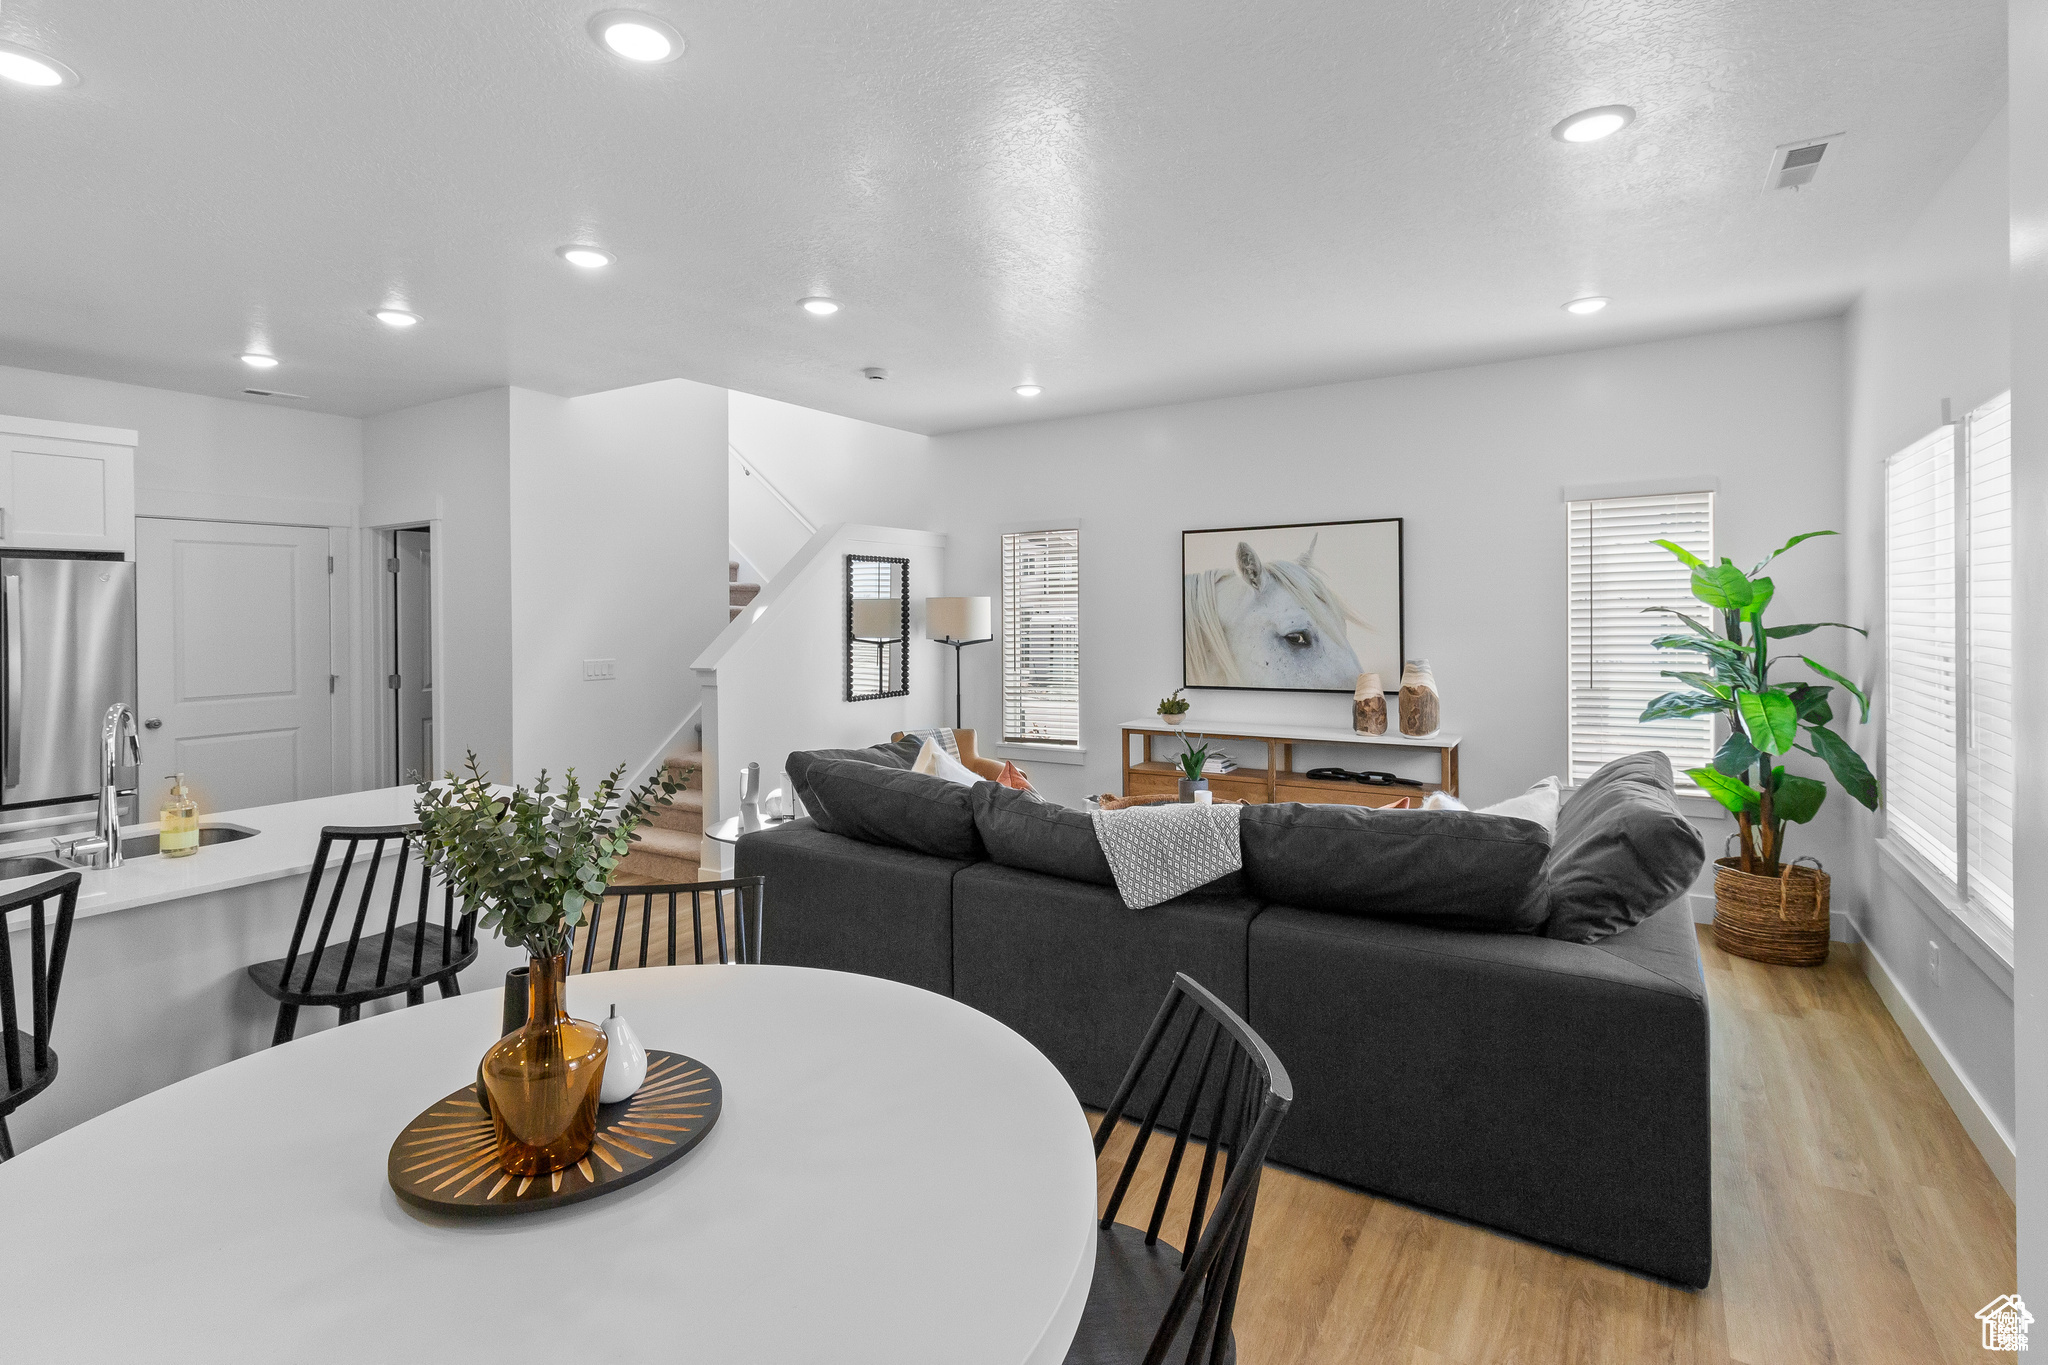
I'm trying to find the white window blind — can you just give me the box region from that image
[1884,425,1960,880]
[1566,492,1716,787]
[1966,392,2014,921]
[1002,528,1081,746]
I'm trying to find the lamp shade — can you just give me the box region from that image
[851,598,902,641]
[926,596,992,642]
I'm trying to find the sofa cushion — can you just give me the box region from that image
[1238,802,1552,932]
[784,739,920,818]
[783,754,985,861]
[1538,752,1706,944]
[970,783,1116,886]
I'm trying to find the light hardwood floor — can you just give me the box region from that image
[1093,928,2015,1365]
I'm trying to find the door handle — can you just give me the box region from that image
[4,574,19,790]
[144,718,162,730]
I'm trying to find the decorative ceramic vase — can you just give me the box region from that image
[1352,673,1387,736]
[599,1004,649,1104]
[1161,712,1186,727]
[479,952,608,1175]
[1398,660,1440,738]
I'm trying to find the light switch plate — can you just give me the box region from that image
[1927,939,1942,987]
[583,658,617,681]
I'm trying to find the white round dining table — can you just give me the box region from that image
[0,965,1099,1364]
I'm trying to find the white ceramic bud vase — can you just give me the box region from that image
[598,1004,649,1104]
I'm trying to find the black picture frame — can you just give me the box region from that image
[845,553,910,702]
[1181,517,1405,695]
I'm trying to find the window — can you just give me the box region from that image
[1001,528,1080,747]
[1566,491,1716,787]
[1884,392,2014,926]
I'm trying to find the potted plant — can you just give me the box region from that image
[1639,530,1880,966]
[1176,735,1212,803]
[1157,688,1191,726]
[413,753,684,1174]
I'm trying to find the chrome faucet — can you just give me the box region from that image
[56,703,139,870]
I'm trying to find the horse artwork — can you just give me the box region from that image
[1182,519,1403,694]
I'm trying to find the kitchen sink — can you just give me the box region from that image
[0,854,69,881]
[120,825,257,859]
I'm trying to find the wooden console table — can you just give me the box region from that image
[1120,718,1461,808]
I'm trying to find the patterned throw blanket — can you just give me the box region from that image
[1089,802,1244,909]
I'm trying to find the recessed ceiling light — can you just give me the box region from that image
[588,11,684,63]
[0,41,78,89]
[1014,384,1042,397]
[1563,296,1610,315]
[800,297,840,316]
[373,309,420,328]
[241,353,280,369]
[1552,105,1634,143]
[557,245,615,269]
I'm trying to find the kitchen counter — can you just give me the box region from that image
[1,785,521,1152]
[3,784,426,923]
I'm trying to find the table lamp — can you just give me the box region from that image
[926,597,993,730]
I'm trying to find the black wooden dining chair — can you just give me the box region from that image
[0,871,82,1161]
[1068,973,1294,1365]
[570,876,765,972]
[247,824,476,1046]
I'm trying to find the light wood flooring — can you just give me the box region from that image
[1092,928,2015,1365]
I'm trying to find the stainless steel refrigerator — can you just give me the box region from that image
[0,552,136,842]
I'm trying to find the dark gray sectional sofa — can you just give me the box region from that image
[737,745,1713,1287]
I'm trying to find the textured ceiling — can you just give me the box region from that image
[0,1,2006,433]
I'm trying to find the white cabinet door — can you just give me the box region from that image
[136,519,333,815]
[0,430,136,557]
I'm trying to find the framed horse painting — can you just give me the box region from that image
[1183,517,1404,693]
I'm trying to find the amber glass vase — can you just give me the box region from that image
[480,952,608,1175]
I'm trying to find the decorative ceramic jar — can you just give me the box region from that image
[479,952,608,1175]
[599,1004,649,1104]
[1398,660,1441,738]
[1352,673,1387,736]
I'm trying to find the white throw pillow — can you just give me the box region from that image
[1423,776,1562,833]
[912,735,982,787]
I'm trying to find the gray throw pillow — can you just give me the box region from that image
[784,740,921,819]
[785,755,985,861]
[1537,752,1707,943]
[970,783,1115,886]
[1239,802,1552,931]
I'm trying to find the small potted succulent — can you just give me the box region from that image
[1157,688,1191,726]
[1176,735,1211,803]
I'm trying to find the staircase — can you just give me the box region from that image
[615,747,707,884]
[730,560,760,621]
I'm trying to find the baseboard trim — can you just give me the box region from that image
[1852,940,2016,1200]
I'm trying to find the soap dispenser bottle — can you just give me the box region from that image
[160,774,198,857]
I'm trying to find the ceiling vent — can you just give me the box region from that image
[1765,134,1843,192]
[242,388,306,399]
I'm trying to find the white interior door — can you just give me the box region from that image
[137,519,334,815]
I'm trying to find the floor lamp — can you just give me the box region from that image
[927,597,993,731]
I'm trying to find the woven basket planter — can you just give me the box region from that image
[1710,856,1831,967]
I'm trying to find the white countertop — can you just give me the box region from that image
[1,784,422,924]
[1119,717,1463,747]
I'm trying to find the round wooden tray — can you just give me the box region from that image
[388,1050,720,1216]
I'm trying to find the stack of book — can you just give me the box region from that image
[1201,753,1239,775]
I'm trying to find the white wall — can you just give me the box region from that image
[510,380,728,781]
[2009,0,2048,1313]
[695,523,946,869]
[363,389,515,778]
[729,390,938,530]
[1842,111,2014,1165]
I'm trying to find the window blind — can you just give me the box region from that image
[1966,393,2015,921]
[1001,528,1081,746]
[1885,425,1960,879]
[1566,491,1716,787]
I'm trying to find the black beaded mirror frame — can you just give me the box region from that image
[845,554,910,702]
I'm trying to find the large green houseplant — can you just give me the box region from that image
[1638,530,1880,878]
[411,753,687,1175]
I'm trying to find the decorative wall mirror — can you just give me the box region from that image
[845,554,909,701]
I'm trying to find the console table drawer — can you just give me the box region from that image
[1273,779,1423,809]
[1125,769,1269,804]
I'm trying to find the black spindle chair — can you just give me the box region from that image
[1068,973,1293,1365]
[0,872,82,1161]
[570,876,765,972]
[247,824,477,1045]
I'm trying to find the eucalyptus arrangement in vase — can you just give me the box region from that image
[1639,530,1880,964]
[412,753,687,1174]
